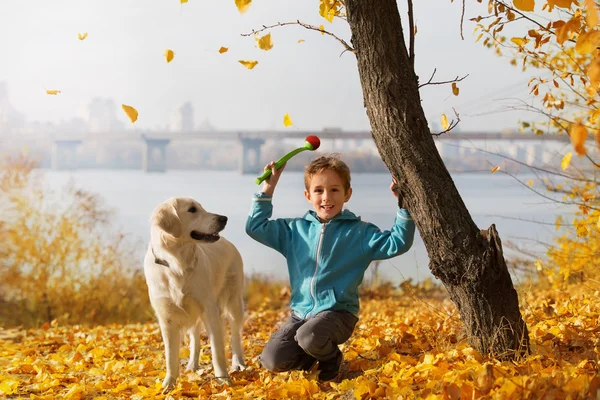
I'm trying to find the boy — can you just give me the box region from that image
[245,154,415,381]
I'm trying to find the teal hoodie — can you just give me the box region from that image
[246,192,416,319]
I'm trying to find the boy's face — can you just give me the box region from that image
[304,168,352,222]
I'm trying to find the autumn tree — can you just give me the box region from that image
[473,0,600,286]
[239,0,529,359]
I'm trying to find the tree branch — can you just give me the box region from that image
[418,69,469,89]
[407,0,415,67]
[241,20,355,56]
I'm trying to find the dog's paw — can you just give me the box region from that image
[161,376,177,393]
[216,375,232,386]
[185,360,199,372]
[231,357,246,372]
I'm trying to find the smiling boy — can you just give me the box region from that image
[245,154,415,381]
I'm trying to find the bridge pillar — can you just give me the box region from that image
[239,137,265,175]
[52,140,82,170]
[142,137,171,173]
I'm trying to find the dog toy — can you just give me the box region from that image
[255,135,321,185]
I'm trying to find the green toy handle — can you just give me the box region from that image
[255,146,309,185]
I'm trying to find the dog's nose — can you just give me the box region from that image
[218,215,228,224]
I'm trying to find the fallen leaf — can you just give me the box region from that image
[122,104,138,124]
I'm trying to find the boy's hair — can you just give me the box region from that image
[304,153,351,191]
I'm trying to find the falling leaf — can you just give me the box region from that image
[122,104,138,124]
[319,24,325,35]
[283,113,293,127]
[181,0,188,3]
[298,39,305,43]
[441,114,449,130]
[239,60,258,69]
[527,180,534,187]
[491,165,500,173]
[218,46,229,54]
[256,33,273,51]
[164,49,175,63]
[569,123,588,156]
[46,90,61,95]
[452,82,459,96]
[555,215,563,231]
[513,0,535,11]
[235,0,251,14]
[561,152,573,169]
[77,32,88,41]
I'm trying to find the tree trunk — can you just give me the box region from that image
[345,0,530,359]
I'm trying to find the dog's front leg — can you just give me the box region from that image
[159,318,181,390]
[186,323,201,372]
[202,306,229,383]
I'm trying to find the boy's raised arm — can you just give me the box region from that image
[245,162,292,255]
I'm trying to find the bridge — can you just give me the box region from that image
[3,129,575,173]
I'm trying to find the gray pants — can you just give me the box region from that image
[259,310,358,372]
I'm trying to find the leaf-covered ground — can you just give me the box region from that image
[1,282,599,399]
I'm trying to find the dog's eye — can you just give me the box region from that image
[188,206,197,213]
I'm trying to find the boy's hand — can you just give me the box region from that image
[262,161,286,196]
[390,177,405,209]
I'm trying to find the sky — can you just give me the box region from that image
[0,0,539,134]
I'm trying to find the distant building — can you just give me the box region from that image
[169,102,195,133]
[0,82,25,135]
[87,97,124,133]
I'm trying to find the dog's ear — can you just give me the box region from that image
[152,199,182,238]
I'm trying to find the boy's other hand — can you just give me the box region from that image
[390,178,405,209]
[262,161,286,196]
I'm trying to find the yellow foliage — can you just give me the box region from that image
[255,33,273,51]
[0,155,152,328]
[238,60,258,69]
[514,0,535,12]
[77,32,88,41]
[234,0,251,14]
[569,123,588,156]
[121,104,138,124]
[164,49,174,63]
[283,113,293,127]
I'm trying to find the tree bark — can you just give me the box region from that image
[345,0,530,359]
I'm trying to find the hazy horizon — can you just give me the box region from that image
[0,0,539,134]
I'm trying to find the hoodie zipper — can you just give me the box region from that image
[304,222,327,318]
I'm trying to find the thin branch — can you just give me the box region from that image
[418,71,469,89]
[460,0,466,40]
[432,108,460,136]
[407,0,415,67]
[484,214,576,227]
[241,20,355,55]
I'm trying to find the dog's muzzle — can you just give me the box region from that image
[190,215,227,242]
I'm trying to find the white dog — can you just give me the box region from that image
[143,197,246,390]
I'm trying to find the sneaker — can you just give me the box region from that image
[318,352,342,382]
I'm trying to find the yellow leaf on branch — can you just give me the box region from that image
[513,0,535,12]
[121,104,138,124]
[561,152,572,169]
[319,0,336,23]
[511,37,528,46]
[235,0,251,14]
[575,31,600,55]
[441,114,449,130]
[452,82,459,96]
[238,60,258,69]
[283,113,293,127]
[319,24,325,35]
[256,33,273,51]
[585,0,599,27]
[569,123,588,156]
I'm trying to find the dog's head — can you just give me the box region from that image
[151,197,227,243]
